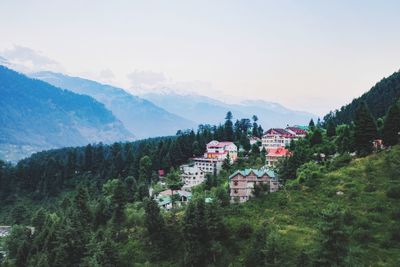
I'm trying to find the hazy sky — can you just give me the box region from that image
[1,0,400,115]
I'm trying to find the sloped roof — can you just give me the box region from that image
[228,167,276,180]
[267,147,291,156]
[264,128,294,137]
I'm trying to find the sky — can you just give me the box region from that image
[0,0,400,116]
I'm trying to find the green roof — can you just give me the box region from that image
[228,167,276,180]
[157,196,171,206]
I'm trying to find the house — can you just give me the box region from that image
[205,140,238,163]
[262,128,295,149]
[266,147,291,167]
[229,167,279,203]
[180,164,205,191]
[249,136,261,146]
[156,190,192,210]
[286,126,308,138]
[192,157,223,175]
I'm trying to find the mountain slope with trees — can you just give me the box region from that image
[324,70,400,125]
[31,71,197,138]
[0,66,134,161]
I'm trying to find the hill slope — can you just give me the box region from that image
[31,72,197,138]
[0,66,134,161]
[324,70,400,124]
[140,91,316,128]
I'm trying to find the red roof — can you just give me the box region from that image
[267,147,291,157]
[286,127,307,135]
[264,128,295,138]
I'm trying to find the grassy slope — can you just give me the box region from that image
[224,147,400,266]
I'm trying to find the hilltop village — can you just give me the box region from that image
[152,125,308,210]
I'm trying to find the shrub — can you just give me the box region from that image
[386,186,400,199]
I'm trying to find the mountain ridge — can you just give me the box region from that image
[31,71,197,138]
[0,65,134,161]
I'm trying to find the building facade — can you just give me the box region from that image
[192,157,223,175]
[229,167,279,203]
[262,128,295,149]
[266,147,291,167]
[205,140,238,163]
[180,164,205,191]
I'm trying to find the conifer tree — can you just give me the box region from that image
[224,111,234,141]
[316,204,348,266]
[382,101,400,146]
[144,199,168,260]
[326,120,336,138]
[354,102,377,156]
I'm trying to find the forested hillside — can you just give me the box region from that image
[31,71,196,138]
[324,70,400,124]
[0,66,134,161]
[1,104,400,266]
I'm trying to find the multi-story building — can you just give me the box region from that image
[180,164,205,191]
[205,140,238,162]
[192,157,223,176]
[229,167,279,203]
[266,147,291,167]
[286,126,308,138]
[262,128,295,149]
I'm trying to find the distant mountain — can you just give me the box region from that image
[324,70,400,125]
[140,91,316,129]
[31,72,197,138]
[0,66,133,161]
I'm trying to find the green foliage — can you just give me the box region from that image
[354,102,377,156]
[382,101,400,146]
[324,70,400,125]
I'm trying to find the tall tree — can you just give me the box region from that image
[224,111,234,141]
[382,101,400,146]
[326,120,336,138]
[353,102,377,156]
[316,204,348,266]
[144,199,168,260]
[139,156,152,184]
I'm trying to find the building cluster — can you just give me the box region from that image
[262,126,306,167]
[153,126,308,208]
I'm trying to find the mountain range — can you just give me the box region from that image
[1,65,318,162]
[31,72,197,138]
[0,66,133,161]
[139,91,317,128]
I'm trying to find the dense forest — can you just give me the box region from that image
[1,97,400,266]
[323,70,400,126]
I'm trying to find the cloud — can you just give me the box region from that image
[0,45,64,73]
[127,70,167,87]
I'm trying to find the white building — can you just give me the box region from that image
[180,164,205,191]
[205,140,238,163]
[192,157,223,176]
[262,128,296,149]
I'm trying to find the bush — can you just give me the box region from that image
[386,186,400,199]
[236,222,253,239]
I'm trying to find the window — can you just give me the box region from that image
[234,189,238,194]
[234,181,238,186]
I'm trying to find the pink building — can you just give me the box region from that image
[205,140,238,162]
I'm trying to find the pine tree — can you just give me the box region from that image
[139,156,152,184]
[326,120,336,138]
[316,204,348,266]
[309,119,315,130]
[382,102,400,146]
[252,115,259,137]
[354,102,377,156]
[144,199,168,260]
[224,111,234,141]
[310,129,323,146]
